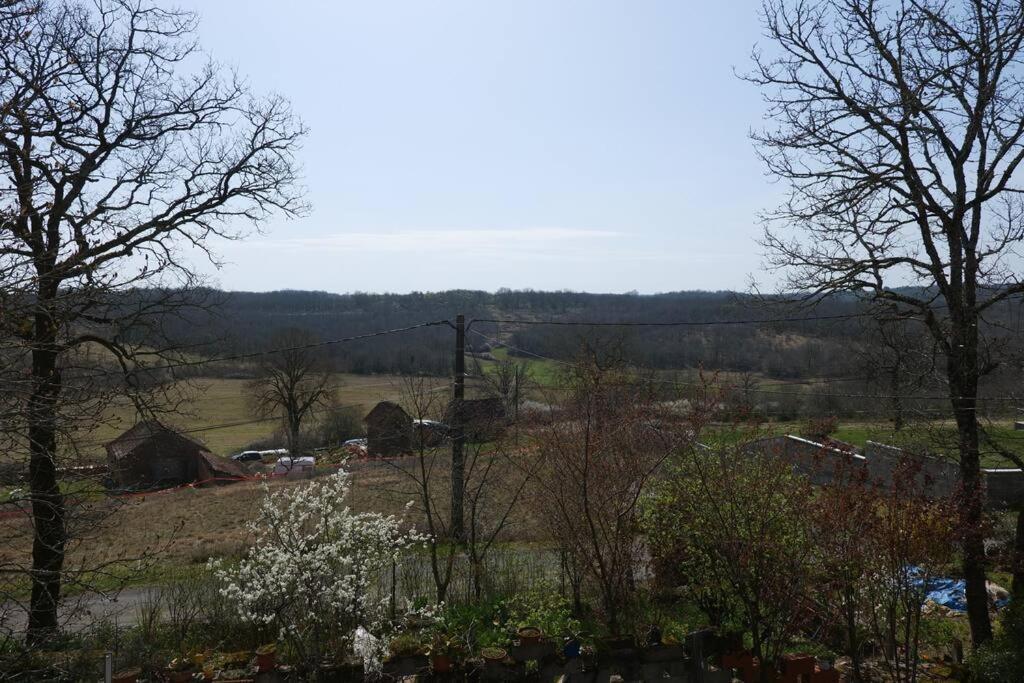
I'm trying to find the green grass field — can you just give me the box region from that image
[76,373,418,458]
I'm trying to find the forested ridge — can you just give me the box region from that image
[137,288,1023,388]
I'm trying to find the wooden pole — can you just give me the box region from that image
[451,314,466,542]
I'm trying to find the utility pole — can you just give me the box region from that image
[451,314,466,542]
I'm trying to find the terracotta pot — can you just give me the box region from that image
[431,653,454,673]
[517,626,542,646]
[255,649,276,672]
[481,647,507,664]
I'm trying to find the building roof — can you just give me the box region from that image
[364,401,410,423]
[105,420,208,460]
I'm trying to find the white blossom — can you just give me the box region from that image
[210,467,424,670]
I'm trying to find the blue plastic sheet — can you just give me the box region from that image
[907,566,1010,612]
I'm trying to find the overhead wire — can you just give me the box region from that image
[467,329,1023,407]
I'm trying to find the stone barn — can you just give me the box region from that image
[364,401,413,457]
[105,421,244,489]
[446,397,508,442]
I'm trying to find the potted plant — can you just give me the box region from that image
[254,643,277,673]
[516,626,543,646]
[480,647,507,665]
[428,634,463,674]
[166,657,197,683]
[388,632,427,658]
[384,632,429,677]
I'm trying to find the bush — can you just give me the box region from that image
[211,468,423,674]
[969,605,1024,682]
[318,404,365,446]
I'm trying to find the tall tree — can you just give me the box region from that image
[0,0,305,643]
[249,328,334,454]
[748,0,1024,645]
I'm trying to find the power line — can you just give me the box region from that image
[471,312,870,328]
[7,319,453,383]
[124,320,452,372]
[468,329,1024,406]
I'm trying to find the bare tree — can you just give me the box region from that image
[747,0,1024,644]
[249,328,334,454]
[532,348,710,633]
[386,377,536,603]
[855,317,933,431]
[477,357,533,424]
[0,0,305,644]
[393,376,458,603]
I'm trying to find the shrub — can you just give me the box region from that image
[644,447,817,665]
[211,467,423,674]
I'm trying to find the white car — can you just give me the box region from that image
[272,456,315,478]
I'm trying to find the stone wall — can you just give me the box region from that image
[745,436,1024,510]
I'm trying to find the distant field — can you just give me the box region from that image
[705,420,1023,469]
[74,373,428,459]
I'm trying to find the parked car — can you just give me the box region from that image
[342,438,368,456]
[272,456,315,479]
[232,448,289,463]
[231,450,263,462]
[412,419,449,448]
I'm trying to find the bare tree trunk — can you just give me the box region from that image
[26,292,65,645]
[890,365,903,432]
[949,330,993,645]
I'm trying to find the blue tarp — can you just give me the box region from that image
[907,566,1010,612]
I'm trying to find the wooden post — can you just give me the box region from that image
[451,314,466,542]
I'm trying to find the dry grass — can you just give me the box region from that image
[68,373,428,460]
[0,443,545,598]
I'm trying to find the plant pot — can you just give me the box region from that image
[255,649,276,673]
[480,647,507,664]
[431,653,454,673]
[112,668,141,683]
[517,626,542,646]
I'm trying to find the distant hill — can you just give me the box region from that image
[140,288,866,378]
[113,287,1023,419]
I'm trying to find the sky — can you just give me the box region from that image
[176,1,775,294]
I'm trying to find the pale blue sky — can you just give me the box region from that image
[180,1,774,294]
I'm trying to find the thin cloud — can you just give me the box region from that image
[246,227,624,259]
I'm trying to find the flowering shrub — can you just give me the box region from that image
[211,468,423,672]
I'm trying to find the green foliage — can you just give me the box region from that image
[432,588,582,654]
[388,633,427,658]
[968,604,1024,683]
[501,590,582,642]
[643,448,817,662]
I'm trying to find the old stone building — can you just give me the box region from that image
[364,401,413,457]
[105,421,244,489]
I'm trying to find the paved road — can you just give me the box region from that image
[2,587,156,634]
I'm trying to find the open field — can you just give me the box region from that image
[71,373,437,459]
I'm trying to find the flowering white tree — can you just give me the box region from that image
[211,468,423,673]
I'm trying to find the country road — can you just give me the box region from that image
[2,588,156,634]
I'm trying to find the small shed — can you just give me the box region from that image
[105,421,244,489]
[364,401,413,457]
[446,397,508,442]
